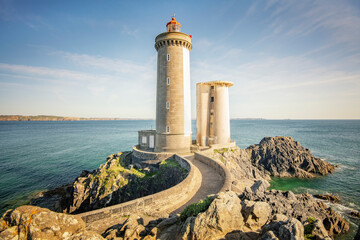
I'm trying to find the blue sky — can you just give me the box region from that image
[0,0,359,119]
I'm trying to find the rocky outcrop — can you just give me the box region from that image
[211,147,271,192]
[0,205,104,240]
[313,194,341,203]
[240,187,349,237]
[179,191,246,240]
[259,215,305,240]
[246,137,336,178]
[32,152,188,214]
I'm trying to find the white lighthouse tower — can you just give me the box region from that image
[153,16,192,153]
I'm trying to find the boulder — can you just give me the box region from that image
[180,191,244,240]
[242,200,272,231]
[102,214,146,240]
[260,216,304,240]
[0,205,104,240]
[240,189,349,237]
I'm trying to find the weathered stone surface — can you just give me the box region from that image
[355,224,360,240]
[211,147,271,192]
[351,211,360,218]
[180,191,244,240]
[0,205,104,240]
[242,200,271,231]
[260,216,304,240]
[240,189,349,237]
[33,152,188,214]
[313,194,341,203]
[246,137,335,178]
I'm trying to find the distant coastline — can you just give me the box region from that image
[0,115,152,121]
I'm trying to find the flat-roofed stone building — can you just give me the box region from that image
[196,81,234,146]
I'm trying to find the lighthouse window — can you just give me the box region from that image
[167,77,170,85]
[166,101,170,109]
[167,54,170,61]
[210,97,215,102]
[166,126,170,133]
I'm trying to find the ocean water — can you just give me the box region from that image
[0,120,359,237]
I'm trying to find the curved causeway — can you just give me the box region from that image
[172,155,223,213]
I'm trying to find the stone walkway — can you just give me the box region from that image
[171,155,224,214]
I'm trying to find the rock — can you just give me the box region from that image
[240,189,349,237]
[246,136,335,178]
[260,217,304,240]
[211,147,271,192]
[322,210,349,235]
[58,152,187,214]
[350,211,360,218]
[251,180,270,194]
[157,214,178,231]
[103,214,146,240]
[304,218,331,240]
[259,230,279,240]
[355,224,360,240]
[180,191,244,240]
[313,194,341,203]
[0,205,104,240]
[242,200,272,231]
[278,218,304,240]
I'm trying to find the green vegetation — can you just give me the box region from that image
[214,148,228,155]
[304,216,316,240]
[179,196,214,222]
[160,159,181,168]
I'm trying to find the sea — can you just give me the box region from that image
[0,120,359,238]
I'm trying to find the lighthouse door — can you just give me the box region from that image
[149,135,155,149]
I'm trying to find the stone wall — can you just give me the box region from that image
[132,145,175,164]
[77,154,199,223]
[194,148,233,193]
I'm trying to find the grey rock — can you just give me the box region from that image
[246,136,336,178]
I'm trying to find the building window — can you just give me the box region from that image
[166,101,170,109]
[210,97,214,102]
[141,136,147,144]
[211,86,214,89]
[167,77,170,85]
[167,54,170,61]
[166,126,170,133]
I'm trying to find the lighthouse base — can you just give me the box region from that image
[155,133,191,153]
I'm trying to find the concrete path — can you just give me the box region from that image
[171,155,224,214]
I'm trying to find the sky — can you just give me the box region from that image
[0,0,360,119]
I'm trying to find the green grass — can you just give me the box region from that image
[179,196,214,222]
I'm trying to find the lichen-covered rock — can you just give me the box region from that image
[0,205,104,240]
[246,136,336,178]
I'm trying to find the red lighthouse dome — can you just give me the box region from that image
[166,17,181,32]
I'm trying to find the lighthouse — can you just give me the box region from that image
[154,16,192,153]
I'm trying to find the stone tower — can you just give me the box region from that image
[196,81,233,146]
[154,17,192,153]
